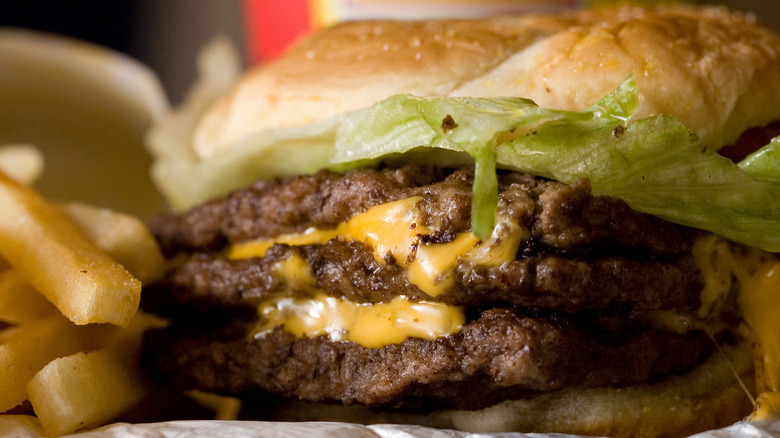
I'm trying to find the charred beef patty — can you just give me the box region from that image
[142,165,730,409]
[145,310,713,410]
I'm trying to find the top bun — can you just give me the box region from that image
[194,5,780,159]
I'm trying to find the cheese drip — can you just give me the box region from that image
[231,196,527,348]
[252,255,465,348]
[228,196,529,297]
[257,291,466,349]
[693,235,780,420]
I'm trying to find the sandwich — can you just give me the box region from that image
[140,5,780,438]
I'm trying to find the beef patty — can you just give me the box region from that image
[141,165,732,410]
[144,309,714,410]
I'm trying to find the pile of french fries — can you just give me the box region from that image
[0,144,166,436]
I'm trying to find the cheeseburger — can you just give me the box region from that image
[141,5,780,438]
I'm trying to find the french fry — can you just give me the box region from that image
[27,349,147,436]
[0,201,164,324]
[0,170,141,327]
[26,311,166,435]
[186,390,242,421]
[0,314,114,413]
[0,270,57,324]
[99,310,168,367]
[0,144,44,186]
[61,202,165,284]
[0,28,171,432]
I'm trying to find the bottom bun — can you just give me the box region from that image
[259,342,754,438]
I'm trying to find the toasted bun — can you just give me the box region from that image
[194,5,780,159]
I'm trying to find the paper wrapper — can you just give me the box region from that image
[2,416,780,438]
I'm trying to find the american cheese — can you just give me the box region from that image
[227,197,426,267]
[693,234,780,419]
[406,232,479,297]
[255,290,465,349]
[252,255,464,348]
[754,392,780,421]
[229,196,780,420]
[231,196,531,349]
[228,196,529,297]
[227,227,339,259]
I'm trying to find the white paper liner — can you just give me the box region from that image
[2,416,779,438]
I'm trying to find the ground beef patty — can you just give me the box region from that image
[151,165,692,256]
[142,165,726,410]
[144,309,714,410]
[144,241,701,315]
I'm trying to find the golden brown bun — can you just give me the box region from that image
[194,5,780,159]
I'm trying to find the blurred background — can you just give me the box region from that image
[1,0,779,105]
[0,1,245,105]
[0,0,778,219]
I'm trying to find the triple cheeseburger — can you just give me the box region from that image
[141,5,780,437]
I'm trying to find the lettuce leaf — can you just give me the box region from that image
[333,77,780,251]
[150,117,344,211]
[334,79,636,238]
[499,115,780,251]
[739,137,780,198]
[162,75,780,251]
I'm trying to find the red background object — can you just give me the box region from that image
[243,0,314,64]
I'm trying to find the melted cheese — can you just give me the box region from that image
[271,254,318,290]
[227,197,426,263]
[337,197,425,265]
[693,235,780,419]
[228,196,529,297]
[405,222,528,296]
[406,232,479,296]
[230,196,530,349]
[754,392,780,421]
[227,227,338,259]
[737,262,780,395]
[246,254,466,348]
[255,291,465,349]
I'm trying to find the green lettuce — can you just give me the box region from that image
[739,137,780,198]
[163,76,780,251]
[332,77,780,251]
[334,79,635,239]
